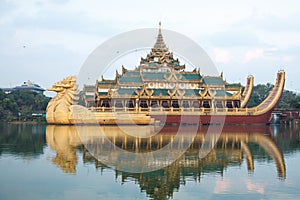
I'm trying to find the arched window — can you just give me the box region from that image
[182,100,189,108]
[172,100,179,108]
[151,100,158,108]
[126,100,134,108]
[226,101,233,108]
[139,100,148,108]
[216,101,223,108]
[203,101,210,108]
[101,100,110,107]
[115,100,123,108]
[162,100,170,108]
[193,101,200,108]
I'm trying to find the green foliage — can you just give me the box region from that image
[277,90,300,109]
[247,83,273,107]
[0,89,50,121]
[247,83,300,109]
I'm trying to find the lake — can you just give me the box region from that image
[0,123,299,200]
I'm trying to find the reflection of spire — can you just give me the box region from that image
[153,22,168,52]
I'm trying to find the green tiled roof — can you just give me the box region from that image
[213,90,233,97]
[83,85,95,90]
[84,94,94,98]
[225,83,241,88]
[149,62,160,66]
[181,74,201,81]
[124,71,140,76]
[117,88,138,95]
[184,89,200,96]
[142,72,166,80]
[119,76,142,83]
[152,89,169,96]
[98,92,108,96]
[215,90,226,97]
[202,77,224,85]
[98,81,117,85]
[226,92,233,96]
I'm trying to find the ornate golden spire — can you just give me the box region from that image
[153,22,168,52]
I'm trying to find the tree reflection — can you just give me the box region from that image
[0,123,46,157]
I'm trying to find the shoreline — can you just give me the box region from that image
[1,121,47,125]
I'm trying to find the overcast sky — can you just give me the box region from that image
[1,0,300,96]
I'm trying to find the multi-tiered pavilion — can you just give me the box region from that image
[82,24,245,111]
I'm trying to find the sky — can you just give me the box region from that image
[1,0,300,96]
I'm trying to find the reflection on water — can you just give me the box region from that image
[0,123,46,157]
[1,123,300,200]
[46,125,290,199]
[46,125,81,174]
[46,125,286,177]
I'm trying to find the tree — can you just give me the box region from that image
[247,83,300,109]
[277,90,300,109]
[0,90,50,121]
[247,83,273,107]
[0,89,5,101]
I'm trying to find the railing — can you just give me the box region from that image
[88,106,254,114]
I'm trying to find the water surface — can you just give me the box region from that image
[0,123,299,200]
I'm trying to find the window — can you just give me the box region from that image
[172,100,179,108]
[151,100,158,108]
[139,100,148,108]
[115,100,123,108]
[162,100,170,108]
[234,101,239,108]
[126,100,134,108]
[182,100,189,108]
[101,100,110,107]
[226,101,233,108]
[193,101,200,108]
[216,101,223,108]
[203,101,210,108]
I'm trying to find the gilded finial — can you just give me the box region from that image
[153,21,168,52]
[159,21,162,34]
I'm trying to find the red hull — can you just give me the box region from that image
[150,110,273,125]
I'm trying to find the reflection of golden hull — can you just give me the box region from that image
[46,125,81,174]
[46,125,286,178]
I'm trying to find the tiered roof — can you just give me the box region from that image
[140,22,185,71]
[91,23,242,101]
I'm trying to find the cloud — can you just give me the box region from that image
[209,29,260,47]
[242,49,264,63]
[13,28,104,55]
[245,180,265,194]
[241,46,298,64]
[214,179,230,194]
[1,0,300,93]
[282,55,293,62]
[245,13,300,32]
[214,48,232,63]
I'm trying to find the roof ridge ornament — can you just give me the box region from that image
[153,22,168,52]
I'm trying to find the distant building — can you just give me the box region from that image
[2,81,45,94]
